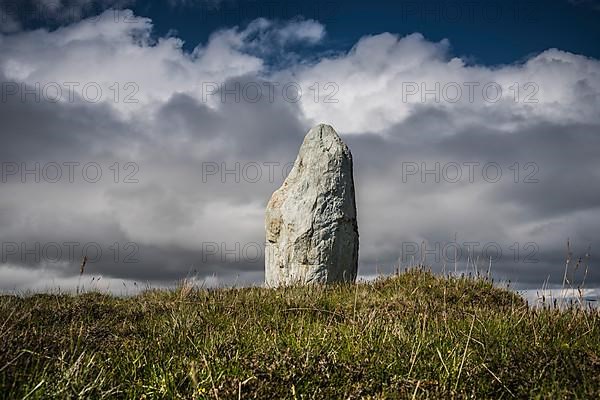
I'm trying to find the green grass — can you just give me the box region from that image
[1,269,599,399]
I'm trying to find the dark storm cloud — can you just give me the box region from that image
[0,73,308,288]
[344,111,600,286]
[0,78,136,163]
[2,90,598,289]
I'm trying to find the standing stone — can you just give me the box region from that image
[265,124,359,286]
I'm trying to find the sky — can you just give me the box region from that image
[0,0,599,295]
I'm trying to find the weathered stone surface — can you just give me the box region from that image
[265,124,359,286]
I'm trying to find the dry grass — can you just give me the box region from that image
[0,268,599,399]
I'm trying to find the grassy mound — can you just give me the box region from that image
[1,269,599,398]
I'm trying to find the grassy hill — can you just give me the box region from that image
[1,269,599,399]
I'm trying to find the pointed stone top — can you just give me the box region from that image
[302,124,349,154]
[314,123,336,131]
[306,123,338,139]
